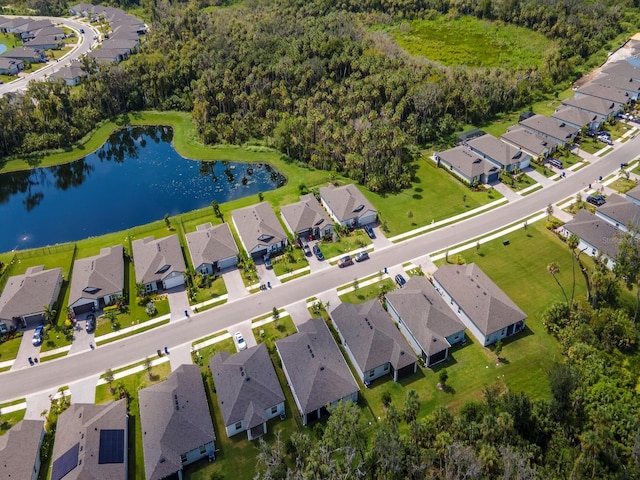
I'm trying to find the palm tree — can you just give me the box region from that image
[42,305,57,326]
[547,262,569,306]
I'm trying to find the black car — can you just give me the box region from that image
[586,195,606,206]
[395,274,406,288]
[364,225,376,239]
[86,314,96,333]
[313,244,324,261]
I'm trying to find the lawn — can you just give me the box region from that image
[603,121,633,140]
[0,333,23,362]
[0,409,26,435]
[191,274,228,304]
[579,137,609,154]
[501,172,536,192]
[609,177,637,193]
[528,161,555,177]
[339,278,396,304]
[271,247,309,276]
[319,230,371,260]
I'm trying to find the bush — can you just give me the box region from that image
[145,302,157,316]
[103,304,119,313]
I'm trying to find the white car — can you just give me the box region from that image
[234,332,247,351]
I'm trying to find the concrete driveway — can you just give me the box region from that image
[284,300,312,327]
[10,327,43,371]
[166,285,192,322]
[232,320,256,351]
[69,375,100,403]
[369,224,392,250]
[221,267,249,301]
[68,314,95,355]
[256,260,280,288]
[307,243,332,273]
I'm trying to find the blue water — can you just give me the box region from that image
[0,126,286,251]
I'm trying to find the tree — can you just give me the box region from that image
[403,389,420,424]
[143,356,152,379]
[613,226,640,321]
[494,339,503,360]
[211,200,223,222]
[546,203,554,219]
[272,307,280,328]
[164,213,171,229]
[42,305,57,326]
[135,281,146,299]
[258,192,264,202]
[438,369,449,389]
[104,368,115,394]
[547,262,569,306]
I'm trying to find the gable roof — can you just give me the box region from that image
[596,193,640,229]
[50,65,87,81]
[139,364,215,480]
[69,245,124,305]
[502,127,558,156]
[466,134,528,167]
[577,81,634,104]
[602,60,640,81]
[276,318,359,416]
[436,145,498,179]
[210,343,285,429]
[625,183,640,203]
[52,400,127,480]
[552,105,604,128]
[562,95,623,117]
[593,72,640,95]
[520,114,579,141]
[231,202,287,252]
[433,264,526,336]
[186,223,239,269]
[331,300,415,373]
[385,276,466,355]
[280,194,333,234]
[0,57,23,69]
[0,265,61,321]
[1,46,44,59]
[318,184,376,222]
[563,209,621,259]
[0,420,44,480]
[132,235,186,285]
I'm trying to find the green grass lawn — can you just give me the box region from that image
[271,248,309,276]
[579,137,608,154]
[603,121,633,140]
[502,173,536,192]
[0,409,26,436]
[0,333,23,362]
[528,161,555,178]
[609,177,637,193]
[319,230,371,260]
[339,278,396,304]
[554,150,582,168]
[191,275,228,304]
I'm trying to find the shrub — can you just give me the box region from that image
[145,302,157,316]
[103,304,119,313]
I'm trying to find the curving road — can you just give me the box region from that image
[0,137,638,403]
[0,15,100,96]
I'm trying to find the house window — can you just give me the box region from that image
[457,307,461,314]
[369,371,375,377]
[199,445,207,454]
[383,364,389,371]
[235,421,242,430]
[180,454,187,463]
[592,249,596,255]
[271,406,278,414]
[0,323,7,333]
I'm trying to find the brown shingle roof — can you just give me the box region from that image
[186,223,238,270]
[231,202,287,253]
[280,194,333,235]
[319,184,376,223]
[0,420,44,480]
[132,235,186,285]
[69,245,124,305]
[0,266,61,322]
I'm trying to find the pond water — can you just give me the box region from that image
[0,126,286,252]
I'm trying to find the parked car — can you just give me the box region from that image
[338,256,353,268]
[395,274,406,288]
[263,254,273,269]
[303,244,312,257]
[234,332,247,351]
[548,159,563,169]
[85,314,96,333]
[313,244,324,261]
[364,225,376,239]
[32,325,45,346]
[354,251,369,262]
[586,195,606,206]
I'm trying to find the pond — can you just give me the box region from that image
[0,126,286,252]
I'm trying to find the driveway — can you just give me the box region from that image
[369,224,392,250]
[284,300,311,327]
[68,314,95,355]
[221,267,249,302]
[10,326,43,371]
[307,242,332,273]
[256,259,280,288]
[166,285,192,322]
[232,320,257,351]
[68,375,100,403]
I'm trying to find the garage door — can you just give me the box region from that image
[359,212,377,226]
[73,302,94,316]
[218,256,238,270]
[163,274,185,290]
[23,313,45,327]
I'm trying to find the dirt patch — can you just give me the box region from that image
[574,39,640,88]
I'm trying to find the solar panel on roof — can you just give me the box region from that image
[98,429,125,464]
[51,443,80,480]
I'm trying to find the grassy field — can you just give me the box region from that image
[392,15,553,69]
[0,409,26,435]
[0,333,23,362]
[609,177,637,193]
[339,278,396,304]
[319,230,371,260]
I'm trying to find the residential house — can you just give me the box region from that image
[68,3,95,16]
[501,126,558,160]
[319,184,377,227]
[519,114,579,146]
[466,133,531,172]
[87,47,130,64]
[231,202,288,260]
[561,209,620,270]
[0,266,62,333]
[0,17,31,33]
[1,46,47,63]
[602,60,640,82]
[18,19,55,40]
[102,37,140,53]
[595,193,640,232]
[0,420,45,480]
[276,318,359,425]
[625,184,640,206]
[51,400,127,480]
[210,343,285,440]
[562,95,623,121]
[186,223,239,275]
[0,56,24,75]
[593,73,640,100]
[552,105,604,131]
[132,235,186,293]
[385,276,466,367]
[24,25,65,41]
[49,65,88,86]
[68,245,124,316]
[331,300,417,383]
[24,35,61,51]
[280,194,334,240]
[139,364,216,480]
[432,264,527,347]
[434,145,499,185]
[576,82,635,105]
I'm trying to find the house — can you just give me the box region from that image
[68,3,95,16]
[561,209,620,270]
[280,194,334,240]
[1,46,46,63]
[501,126,558,160]
[0,266,62,333]
[562,95,623,121]
[132,235,186,293]
[87,47,130,64]
[0,420,45,480]
[595,193,640,232]
[593,73,640,100]
[0,56,24,75]
[51,400,127,480]
[466,133,531,172]
[331,300,417,383]
[625,184,640,206]
[139,364,216,480]
[576,82,635,105]
[186,222,239,275]
[0,17,31,33]
[385,276,466,367]
[519,114,579,146]
[210,343,285,440]
[434,145,499,185]
[231,202,288,259]
[25,25,65,41]
[432,264,527,347]
[18,19,55,40]
[276,318,359,425]
[68,245,124,316]
[319,184,377,227]
[602,60,640,82]
[552,105,604,131]
[102,37,140,53]
[24,35,61,51]
[49,65,88,86]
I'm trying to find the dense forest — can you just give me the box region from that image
[0,0,635,191]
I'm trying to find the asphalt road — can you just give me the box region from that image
[1,136,638,403]
[0,16,99,96]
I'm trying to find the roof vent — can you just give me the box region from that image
[320,366,325,371]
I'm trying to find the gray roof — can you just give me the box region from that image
[186,223,239,269]
[593,73,640,95]
[102,38,138,51]
[562,95,623,117]
[433,264,527,336]
[577,82,634,104]
[466,134,528,168]
[52,400,127,480]
[0,265,62,321]
[280,194,333,234]
[436,145,498,179]
[563,209,621,259]
[552,105,604,128]
[319,184,377,223]
[139,364,215,480]
[385,276,466,356]
[602,60,640,80]
[231,202,287,252]
[625,183,640,202]
[25,35,61,47]
[210,343,285,429]
[50,65,87,81]
[276,318,359,416]
[331,300,416,373]
[21,19,53,32]
[502,127,558,156]
[69,245,124,305]
[0,57,23,69]
[0,420,44,480]
[1,46,44,59]
[132,235,186,284]
[596,193,640,229]
[0,17,31,29]
[520,114,579,141]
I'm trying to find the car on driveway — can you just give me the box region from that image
[395,274,406,288]
[303,244,312,257]
[32,325,45,346]
[354,251,369,262]
[364,225,376,239]
[338,256,353,268]
[234,332,247,351]
[85,314,96,333]
[313,244,324,261]
[263,254,273,269]
[586,194,606,206]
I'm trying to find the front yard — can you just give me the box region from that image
[318,230,371,260]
